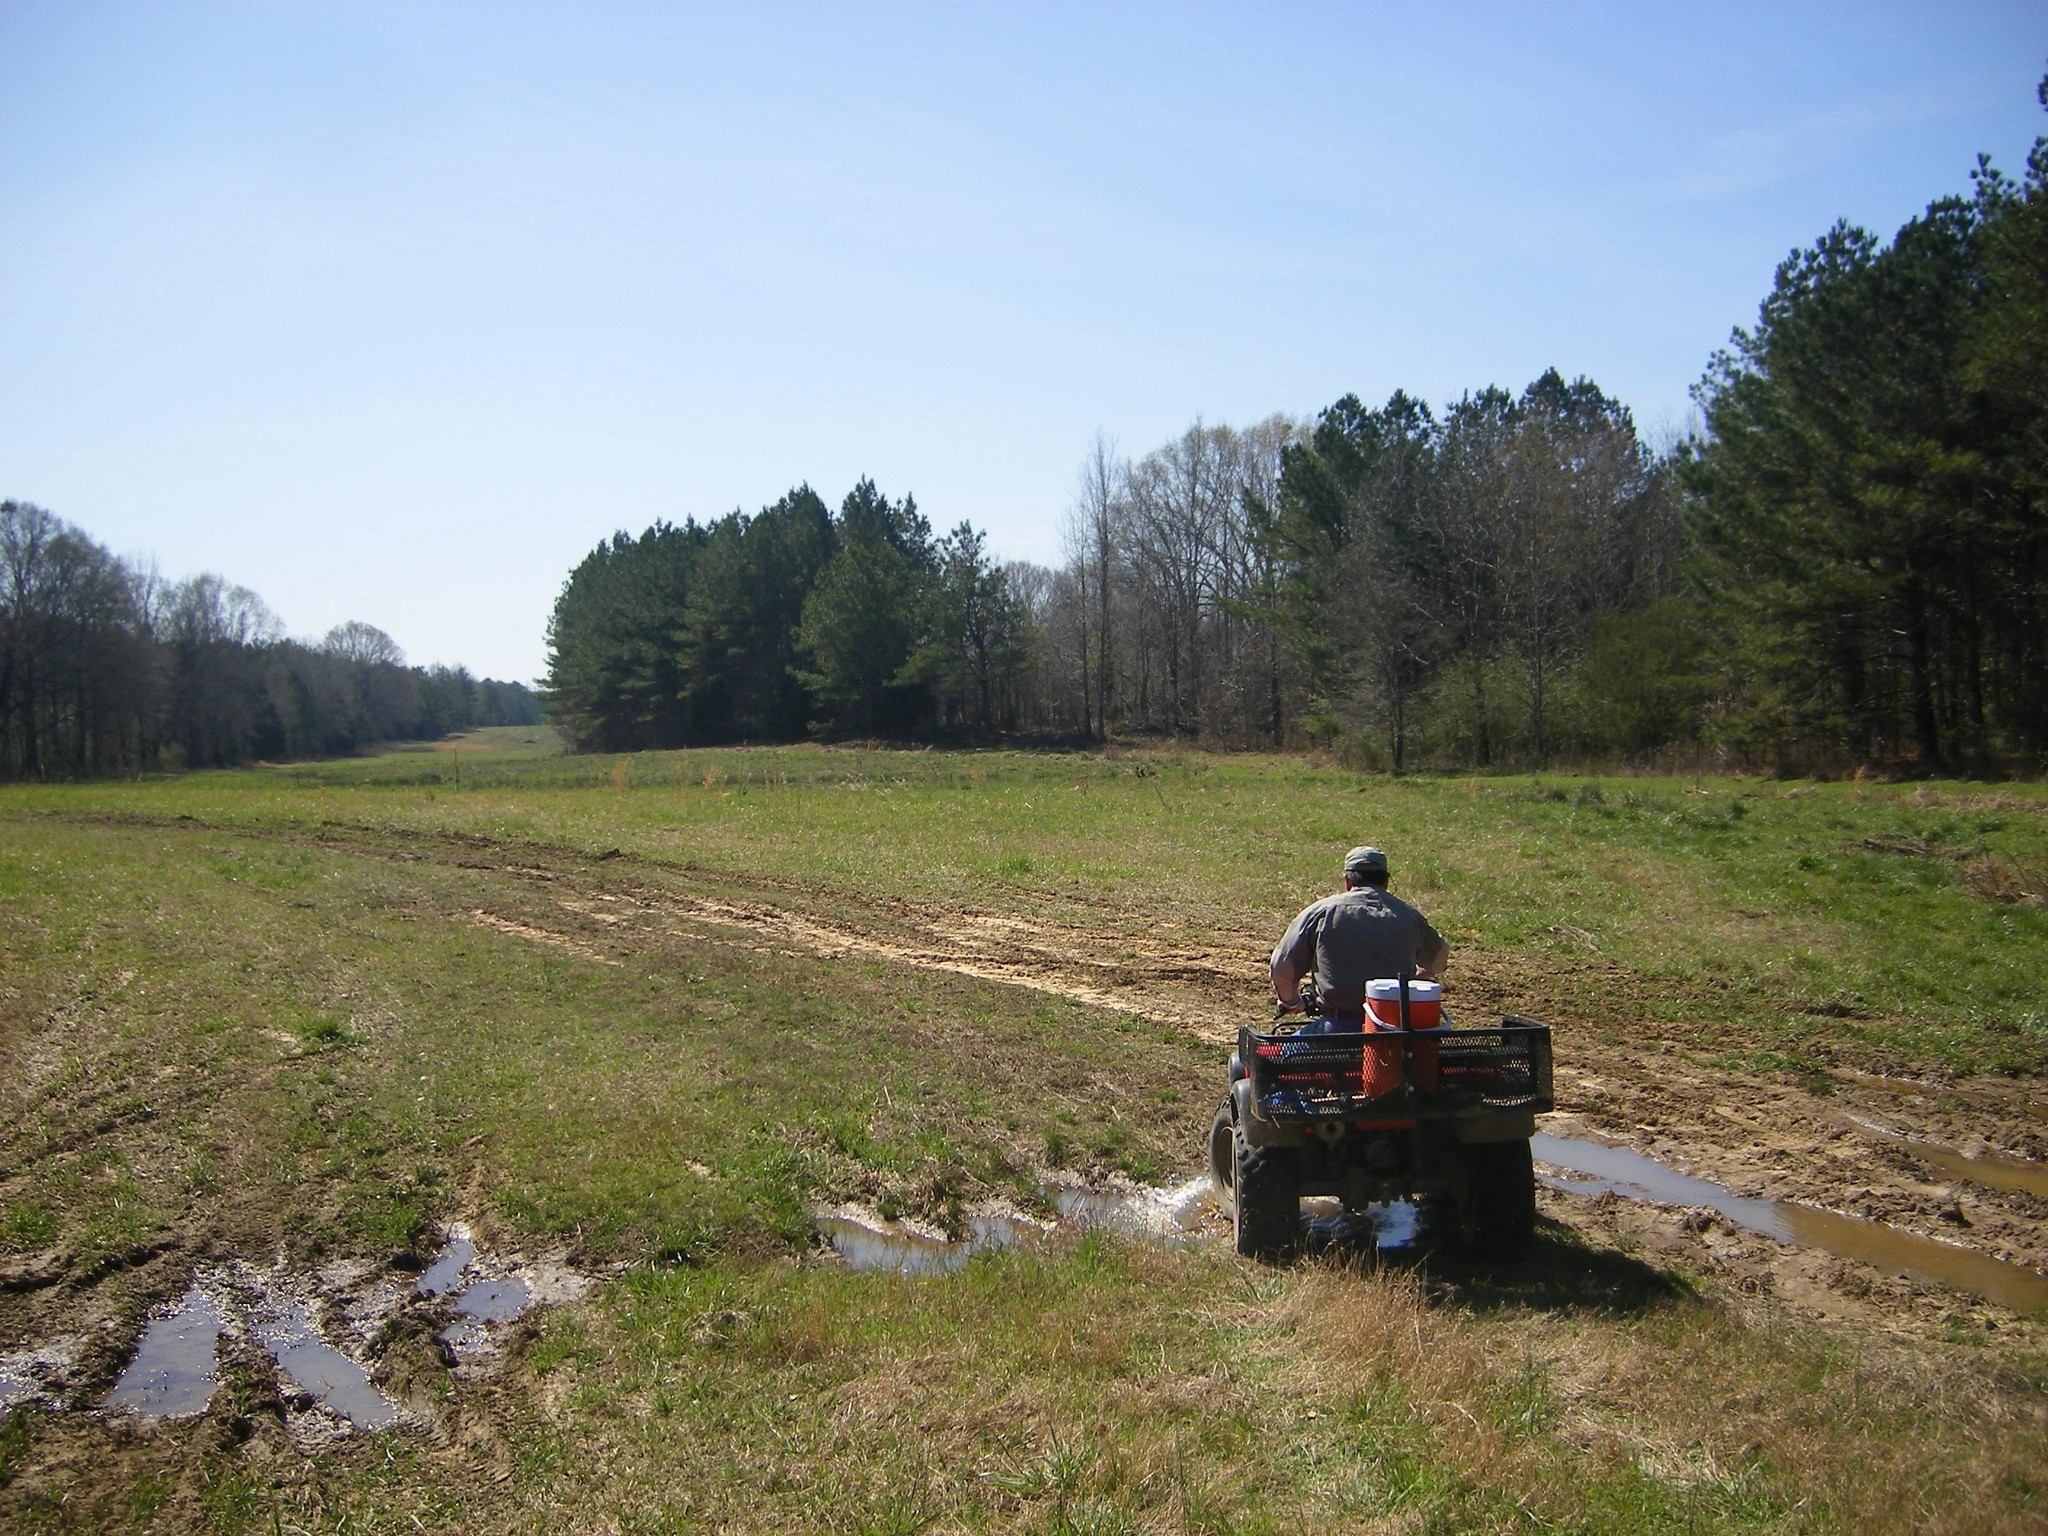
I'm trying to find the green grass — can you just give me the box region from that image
[2,735,2045,1532]
[14,731,2044,1072]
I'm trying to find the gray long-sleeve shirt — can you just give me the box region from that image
[1269,885,1448,1015]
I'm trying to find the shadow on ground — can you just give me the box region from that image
[1302,1214,1692,1316]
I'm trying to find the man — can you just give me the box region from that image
[1270,845,1448,1025]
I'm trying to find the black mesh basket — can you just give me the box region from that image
[1240,1015,1552,1121]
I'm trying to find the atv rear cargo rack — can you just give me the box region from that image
[1237,1015,1553,1123]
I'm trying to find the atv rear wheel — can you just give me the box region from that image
[1208,1097,1236,1215]
[1232,1131,1299,1262]
[1457,1138,1536,1256]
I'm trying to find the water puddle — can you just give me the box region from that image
[2,1339,77,1417]
[413,1233,476,1296]
[0,1362,38,1415]
[105,1287,224,1420]
[441,1278,534,1353]
[823,1177,1228,1273]
[1301,1197,1425,1255]
[819,1213,1042,1275]
[822,1179,1427,1272]
[253,1299,399,1430]
[1533,1132,2048,1314]
[1051,1177,1212,1237]
[1840,1115,2048,1201]
[32,1232,589,1433]
[413,1228,537,1356]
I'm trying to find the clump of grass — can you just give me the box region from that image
[0,1199,57,1253]
[290,1011,357,1052]
[0,1404,38,1490]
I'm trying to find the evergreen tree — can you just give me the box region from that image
[543,521,703,751]
[797,481,934,736]
[905,522,1024,734]
[676,486,835,741]
[1685,179,2042,764]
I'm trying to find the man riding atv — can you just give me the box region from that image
[1270,845,1448,1027]
[1214,843,1550,1260]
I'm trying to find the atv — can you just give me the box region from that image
[1209,978,1553,1261]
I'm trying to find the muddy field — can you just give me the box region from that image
[414,822,2047,1316]
[3,748,2046,1532]
[256,811,2048,1339]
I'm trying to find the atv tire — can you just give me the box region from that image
[1208,1097,1236,1215]
[1458,1138,1536,1256]
[1232,1132,1299,1262]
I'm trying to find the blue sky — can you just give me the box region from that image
[2,2,2042,683]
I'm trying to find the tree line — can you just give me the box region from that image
[1683,82,2048,770]
[548,78,2047,772]
[544,480,1032,751]
[545,388,1681,765]
[0,500,539,780]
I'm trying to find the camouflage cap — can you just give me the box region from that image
[1344,845,1389,881]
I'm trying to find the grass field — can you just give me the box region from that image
[2,731,2045,1533]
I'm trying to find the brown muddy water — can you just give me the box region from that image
[1840,1113,2048,1201]
[1532,1132,2048,1313]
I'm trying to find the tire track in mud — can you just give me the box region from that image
[541,883,1257,1039]
[453,846,2048,1298]
[467,909,622,967]
[39,809,1262,1035]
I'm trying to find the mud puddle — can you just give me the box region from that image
[99,1270,401,1430]
[1534,1132,2048,1314]
[1839,1114,2048,1201]
[410,1226,544,1362]
[0,1339,80,1416]
[1300,1197,1426,1255]
[823,1179,1437,1272]
[1049,1177,1212,1238]
[253,1299,398,1430]
[822,1178,1214,1273]
[819,1214,1044,1276]
[105,1287,225,1420]
[1,1229,592,1430]
[413,1233,478,1296]
[0,1362,38,1414]
[440,1280,534,1354]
